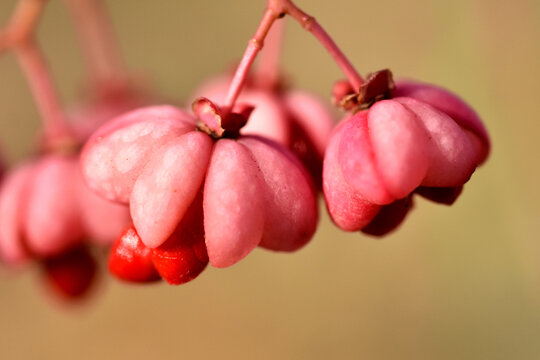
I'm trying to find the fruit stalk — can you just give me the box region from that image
[63,0,129,93]
[1,0,73,145]
[282,0,364,90]
[223,0,363,113]
[0,0,47,54]
[254,19,285,90]
[223,8,280,114]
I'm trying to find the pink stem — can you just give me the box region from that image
[222,0,363,113]
[223,9,280,113]
[15,40,72,141]
[0,0,47,54]
[63,0,128,93]
[282,0,364,90]
[1,0,72,143]
[254,19,285,89]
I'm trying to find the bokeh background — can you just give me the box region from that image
[0,0,539,359]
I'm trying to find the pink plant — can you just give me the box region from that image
[324,72,490,235]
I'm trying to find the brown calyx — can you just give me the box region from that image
[333,69,395,113]
[193,97,254,139]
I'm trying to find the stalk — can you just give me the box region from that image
[222,0,363,113]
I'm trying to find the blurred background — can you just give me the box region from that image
[0,0,539,359]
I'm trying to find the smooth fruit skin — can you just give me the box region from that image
[0,162,35,264]
[42,245,97,299]
[239,136,318,252]
[323,80,490,235]
[80,106,196,203]
[203,139,266,268]
[130,131,213,249]
[322,121,380,232]
[25,155,85,257]
[393,80,490,162]
[108,225,161,283]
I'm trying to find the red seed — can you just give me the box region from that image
[42,245,97,299]
[108,225,161,283]
[152,196,208,285]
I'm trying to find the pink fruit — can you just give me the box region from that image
[190,75,335,187]
[81,101,319,270]
[0,154,130,263]
[0,84,147,266]
[324,74,490,236]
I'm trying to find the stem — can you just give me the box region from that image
[254,19,285,89]
[1,0,73,144]
[222,0,363,113]
[282,0,364,90]
[0,0,47,54]
[63,0,128,93]
[15,40,72,142]
[223,9,280,113]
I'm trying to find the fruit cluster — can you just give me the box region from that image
[0,0,490,301]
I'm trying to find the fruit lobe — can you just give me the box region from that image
[203,139,266,268]
[0,154,130,264]
[130,131,213,249]
[80,106,196,203]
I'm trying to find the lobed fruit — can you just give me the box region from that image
[81,103,319,270]
[323,80,490,235]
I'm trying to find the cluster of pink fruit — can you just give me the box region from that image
[0,0,490,300]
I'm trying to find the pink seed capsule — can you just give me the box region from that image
[324,73,490,236]
[81,99,319,271]
[0,154,130,263]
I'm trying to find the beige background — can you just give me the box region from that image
[1,0,539,359]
